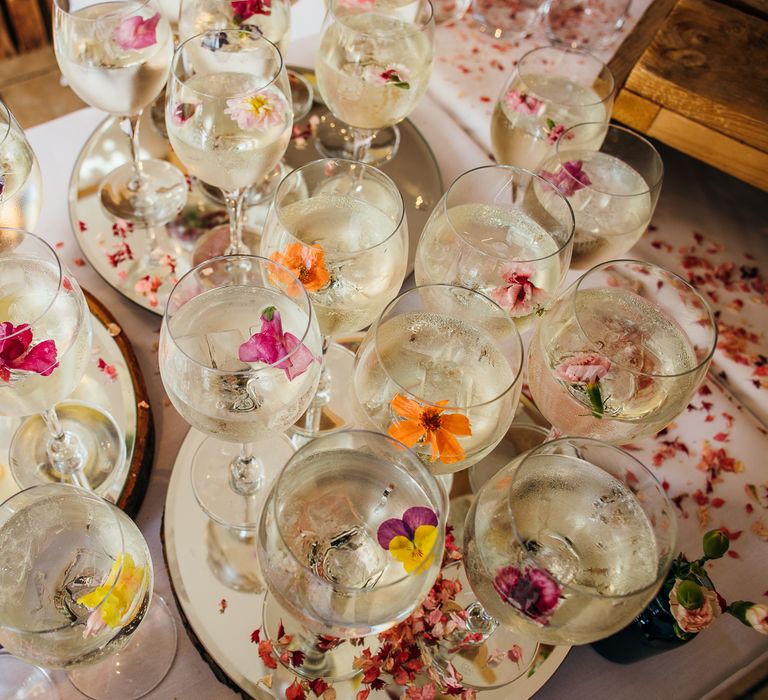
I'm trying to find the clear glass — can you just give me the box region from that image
[353,284,525,475]
[0,484,177,699]
[315,0,435,164]
[158,255,323,531]
[535,122,664,269]
[0,100,43,232]
[472,0,547,38]
[414,165,575,333]
[545,0,631,50]
[0,229,125,491]
[261,158,407,437]
[257,429,447,678]
[463,437,678,645]
[527,259,718,443]
[490,46,614,171]
[166,28,293,256]
[53,0,187,227]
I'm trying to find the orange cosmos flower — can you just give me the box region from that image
[269,242,330,295]
[388,393,472,465]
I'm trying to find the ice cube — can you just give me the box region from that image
[312,525,387,589]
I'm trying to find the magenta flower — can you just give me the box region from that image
[364,64,411,90]
[545,119,567,144]
[232,0,272,21]
[112,11,160,51]
[504,89,543,115]
[238,307,317,380]
[0,322,58,383]
[554,351,611,418]
[225,91,286,130]
[489,262,548,317]
[539,159,592,197]
[493,565,561,625]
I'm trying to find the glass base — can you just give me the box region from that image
[190,433,295,529]
[100,159,188,228]
[67,596,177,700]
[0,656,59,700]
[288,70,314,122]
[427,561,539,690]
[314,113,401,166]
[262,594,363,682]
[192,224,263,267]
[10,401,125,492]
[289,343,356,442]
[205,519,265,593]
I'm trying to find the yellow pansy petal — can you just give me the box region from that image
[77,554,147,629]
[413,525,437,560]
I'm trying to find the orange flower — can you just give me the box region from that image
[388,393,472,465]
[269,242,330,295]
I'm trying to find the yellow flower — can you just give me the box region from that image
[388,525,438,573]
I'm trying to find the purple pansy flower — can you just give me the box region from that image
[112,11,160,51]
[0,322,58,383]
[493,565,562,625]
[377,507,438,549]
[238,307,316,380]
[539,160,592,197]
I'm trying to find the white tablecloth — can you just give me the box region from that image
[20,0,768,697]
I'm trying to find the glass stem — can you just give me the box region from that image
[350,127,375,164]
[124,112,147,193]
[40,407,91,490]
[222,188,249,255]
[432,601,499,681]
[302,336,332,434]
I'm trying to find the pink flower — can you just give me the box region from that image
[112,11,160,51]
[546,122,566,144]
[224,91,286,130]
[489,262,548,317]
[232,0,272,21]
[493,565,561,625]
[504,89,543,115]
[363,64,411,89]
[554,352,611,384]
[171,102,197,126]
[745,604,768,634]
[238,306,317,380]
[0,322,58,382]
[669,580,722,633]
[539,160,592,197]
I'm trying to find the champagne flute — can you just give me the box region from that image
[53,0,188,227]
[166,28,293,256]
[435,437,677,688]
[535,122,663,270]
[414,165,575,333]
[0,100,43,232]
[527,259,718,443]
[353,284,525,475]
[0,483,177,700]
[260,158,408,438]
[257,429,447,680]
[315,0,435,164]
[1,229,125,492]
[490,46,614,171]
[158,255,322,587]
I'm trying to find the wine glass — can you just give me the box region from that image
[353,284,525,475]
[260,158,408,438]
[166,28,293,257]
[1,229,125,492]
[490,46,614,171]
[527,259,718,443]
[315,0,435,164]
[158,255,322,587]
[436,436,677,687]
[545,0,631,50]
[414,165,575,333]
[0,100,43,232]
[0,483,177,700]
[257,429,447,680]
[535,122,664,270]
[53,0,188,227]
[471,0,547,38]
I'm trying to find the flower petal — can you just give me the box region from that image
[388,419,425,449]
[439,412,472,437]
[16,340,59,376]
[434,427,466,465]
[377,518,410,549]
[113,12,160,51]
[390,393,425,420]
[277,332,316,380]
[402,507,438,533]
[412,524,438,561]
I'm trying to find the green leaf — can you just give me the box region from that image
[394,81,410,90]
[546,118,556,130]
[586,382,604,418]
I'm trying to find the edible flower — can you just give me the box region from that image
[539,159,592,197]
[504,89,543,115]
[225,91,286,130]
[238,306,317,380]
[544,118,567,144]
[232,0,272,21]
[78,554,147,638]
[364,64,411,90]
[269,242,330,294]
[388,394,471,465]
[112,11,160,51]
[489,262,548,317]
[377,506,439,573]
[493,565,561,625]
[201,30,230,51]
[669,579,723,634]
[171,102,197,126]
[554,351,611,418]
[0,321,58,382]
